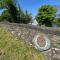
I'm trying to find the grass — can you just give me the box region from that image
[0,27,45,60]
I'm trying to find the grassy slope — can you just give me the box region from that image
[0,27,45,60]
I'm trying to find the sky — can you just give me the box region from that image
[0,0,60,16]
[19,0,60,16]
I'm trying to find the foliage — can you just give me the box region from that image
[0,0,16,9]
[54,18,60,26]
[53,13,60,26]
[0,10,14,22]
[22,10,32,24]
[0,0,32,24]
[0,0,19,22]
[19,7,32,24]
[0,27,45,60]
[36,5,57,27]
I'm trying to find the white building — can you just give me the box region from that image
[29,19,38,26]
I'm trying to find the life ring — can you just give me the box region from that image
[33,33,51,51]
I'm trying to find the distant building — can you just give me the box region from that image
[29,19,38,26]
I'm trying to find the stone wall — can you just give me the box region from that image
[0,23,60,60]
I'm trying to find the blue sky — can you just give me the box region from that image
[19,0,60,16]
[0,0,60,16]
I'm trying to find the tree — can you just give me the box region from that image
[0,0,20,23]
[0,0,32,24]
[24,10,32,24]
[36,5,57,27]
[0,10,14,22]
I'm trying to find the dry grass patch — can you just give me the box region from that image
[0,27,45,60]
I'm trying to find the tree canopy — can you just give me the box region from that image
[36,5,57,27]
[0,0,32,24]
